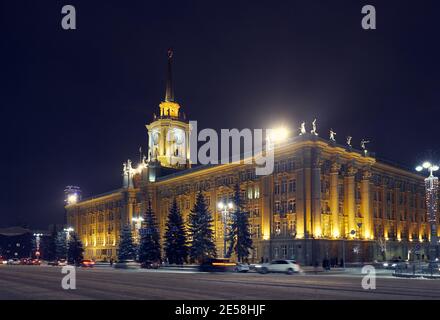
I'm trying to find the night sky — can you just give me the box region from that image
[1,0,440,229]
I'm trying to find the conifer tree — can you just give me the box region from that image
[41,225,58,261]
[138,201,162,263]
[227,184,253,262]
[164,199,188,264]
[67,232,84,265]
[188,192,216,262]
[117,224,136,261]
[55,231,67,260]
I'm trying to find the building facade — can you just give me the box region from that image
[66,53,435,265]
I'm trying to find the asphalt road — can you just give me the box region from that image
[0,265,439,300]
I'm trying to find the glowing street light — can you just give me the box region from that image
[132,216,144,223]
[132,216,144,242]
[218,201,234,258]
[416,162,439,176]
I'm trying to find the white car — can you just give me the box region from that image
[255,260,301,275]
[234,263,250,273]
[7,258,20,265]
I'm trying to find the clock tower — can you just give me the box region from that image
[146,49,191,170]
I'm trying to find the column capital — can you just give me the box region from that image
[311,150,323,168]
[362,168,372,180]
[346,164,358,177]
[331,162,341,174]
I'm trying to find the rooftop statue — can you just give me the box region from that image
[330,129,336,141]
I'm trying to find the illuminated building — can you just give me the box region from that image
[66,52,434,264]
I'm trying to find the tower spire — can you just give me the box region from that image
[165,48,174,102]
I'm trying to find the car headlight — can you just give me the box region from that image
[383,263,388,267]
[392,263,397,267]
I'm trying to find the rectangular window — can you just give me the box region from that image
[247,187,253,199]
[288,200,296,212]
[289,180,296,193]
[254,185,260,199]
[275,221,281,234]
[281,245,287,258]
[255,224,260,238]
[281,181,287,193]
[274,247,279,258]
[274,183,280,195]
[275,201,281,213]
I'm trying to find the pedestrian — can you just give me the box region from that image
[110,258,113,267]
[314,260,319,274]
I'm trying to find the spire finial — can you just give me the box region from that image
[165,48,174,102]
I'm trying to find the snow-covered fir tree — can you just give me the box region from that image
[227,184,253,262]
[188,192,217,263]
[164,198,188,265]
[55,231,67,260]
[67,232,84,265]
[138,201,161,263]
[117,224,136,261]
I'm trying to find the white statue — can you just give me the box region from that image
[311,119,318,136]
[346,136,352,147]
[360,139,370,150]
[299,122,306,135]
[330,129,336,141]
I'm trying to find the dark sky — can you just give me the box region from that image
[1,0,440,229]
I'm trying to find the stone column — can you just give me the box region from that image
[123,191,136,226]
[261,175,273,241]
[303,148,313,238]
[330,162,341,238]
[311,150,322,238]
[344,164,357,238]
[295,159,305,239]
[361,168,373,239]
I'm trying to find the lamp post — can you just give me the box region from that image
[218,201,234,258]
[132,216,144,243]
[64,227,74,240]
[63,227,74,260]
[416,162,439,266]
[342,229,356,269]
[33,233,43,259]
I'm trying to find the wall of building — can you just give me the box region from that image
[66,138,434,264]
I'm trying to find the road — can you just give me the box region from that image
[0,265,439,300]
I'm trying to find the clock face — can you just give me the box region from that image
[173,129,184,145]
[152,132,159,145]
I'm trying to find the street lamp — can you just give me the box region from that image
[132,216,144,242]
[64,227,74,234]
[218,201,234,258]
[416,161,439,266]
[33,233,43,258]
[342,229,356,269]
[63,227,74,260]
